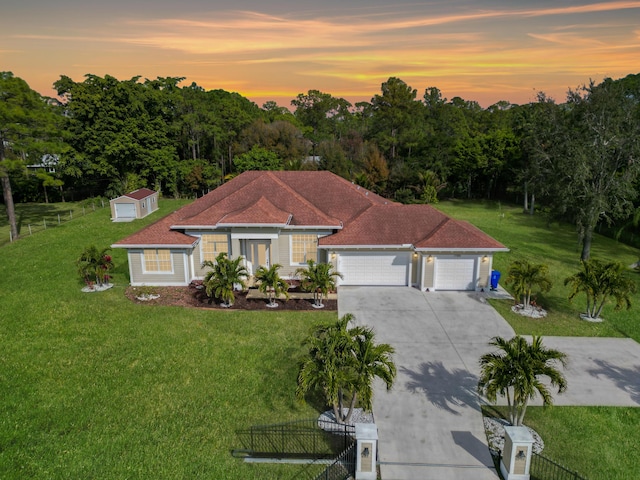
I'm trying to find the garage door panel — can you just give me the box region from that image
[435,257,476,290]
[339,252,410,286]
[115,202,136,218]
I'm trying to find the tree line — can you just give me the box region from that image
[1,71,640,259]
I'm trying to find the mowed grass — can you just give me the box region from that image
[435,200,640,342]
[486,406,640,480]
[0,200,335,479]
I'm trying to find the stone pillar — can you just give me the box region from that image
[355,423,378,480]
[500,426,534,480]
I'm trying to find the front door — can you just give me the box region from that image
[245,240,270,274]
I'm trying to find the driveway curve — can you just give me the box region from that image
[339,286,514,480]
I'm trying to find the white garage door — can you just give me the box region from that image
[435,257,477,290]
[339,251,410,286]
[115,202,136,218]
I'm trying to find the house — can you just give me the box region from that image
[112,171,507,289]
[110,188,159,221]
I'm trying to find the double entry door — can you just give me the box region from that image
[244,239,270,275]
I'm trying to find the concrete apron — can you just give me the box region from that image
[339,286,515,480]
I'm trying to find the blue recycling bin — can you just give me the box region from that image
[490,270,501,290]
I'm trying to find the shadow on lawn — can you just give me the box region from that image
[401,361,479,415]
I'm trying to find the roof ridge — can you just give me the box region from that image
[267,172,342,225]
[414,215,451,245]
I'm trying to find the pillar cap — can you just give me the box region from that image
[504,425,534,443]
[355,423,378,440]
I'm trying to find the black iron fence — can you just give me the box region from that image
[313,443,357,480]
[234,418,355,460]
[530,452,587,480]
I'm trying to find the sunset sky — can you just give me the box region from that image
[2,0,639,108]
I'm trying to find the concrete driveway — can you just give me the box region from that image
[338,286,640,480]
[339,286,514,480]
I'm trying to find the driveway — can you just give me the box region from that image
[338,286,640,480]
[339,286,514,480]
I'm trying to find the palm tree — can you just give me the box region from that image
[564,259,636,320]
[297,314,396,424]
[202,252,248,307]
[295,260,343,308]
[505,259,552,309]
[297,315,355,424]
[346,326,396,424]
[477,335,568,426]
[254,263,289,307]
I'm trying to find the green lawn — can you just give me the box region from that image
[435,200,640,342]
[485,406,640,480]
[3,198,640,479]
[0,200,335,479]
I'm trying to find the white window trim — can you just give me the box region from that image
[142,248,175,274]
[289,234,319,266]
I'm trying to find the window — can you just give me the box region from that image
[201,234,229,262]
[143,249,172,272]
[291,234,318,264]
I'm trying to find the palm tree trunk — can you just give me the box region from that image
[333,402,344,424]
[594,297,608,319]
[344,391,358,424]
[516,401,528,426]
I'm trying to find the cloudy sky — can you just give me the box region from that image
[2,0,639,107]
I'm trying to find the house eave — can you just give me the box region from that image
[111,241,197,249]
[319,244,414,250]
[414,247,510,252]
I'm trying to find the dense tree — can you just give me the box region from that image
[478,336,567,426]
[233,146,282,173]
[535,79,640,260]
[55,74,181,197]
[291,90,352,156]
[237,119,308,165]
[0,72,64,239]
[369,77,423,161]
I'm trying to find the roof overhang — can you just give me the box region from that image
[415,247,510,253]
[319,244,414,250]
[217,223,289,228]
[111,241,198,249]
[285,225,342,230]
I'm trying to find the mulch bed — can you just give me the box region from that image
[125,283,337,311]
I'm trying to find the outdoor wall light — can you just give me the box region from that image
[482,255,488,263]
[427,255,433,262]
[362,446,370,458]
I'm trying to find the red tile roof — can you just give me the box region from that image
[113,171,506,251]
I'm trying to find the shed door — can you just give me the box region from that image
[338,251,410,286]
[435,257,477,290]
[115,202,136,218]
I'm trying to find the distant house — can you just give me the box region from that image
[110,188,159,222]
[112,171,508,289]
[26,154,59,173]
